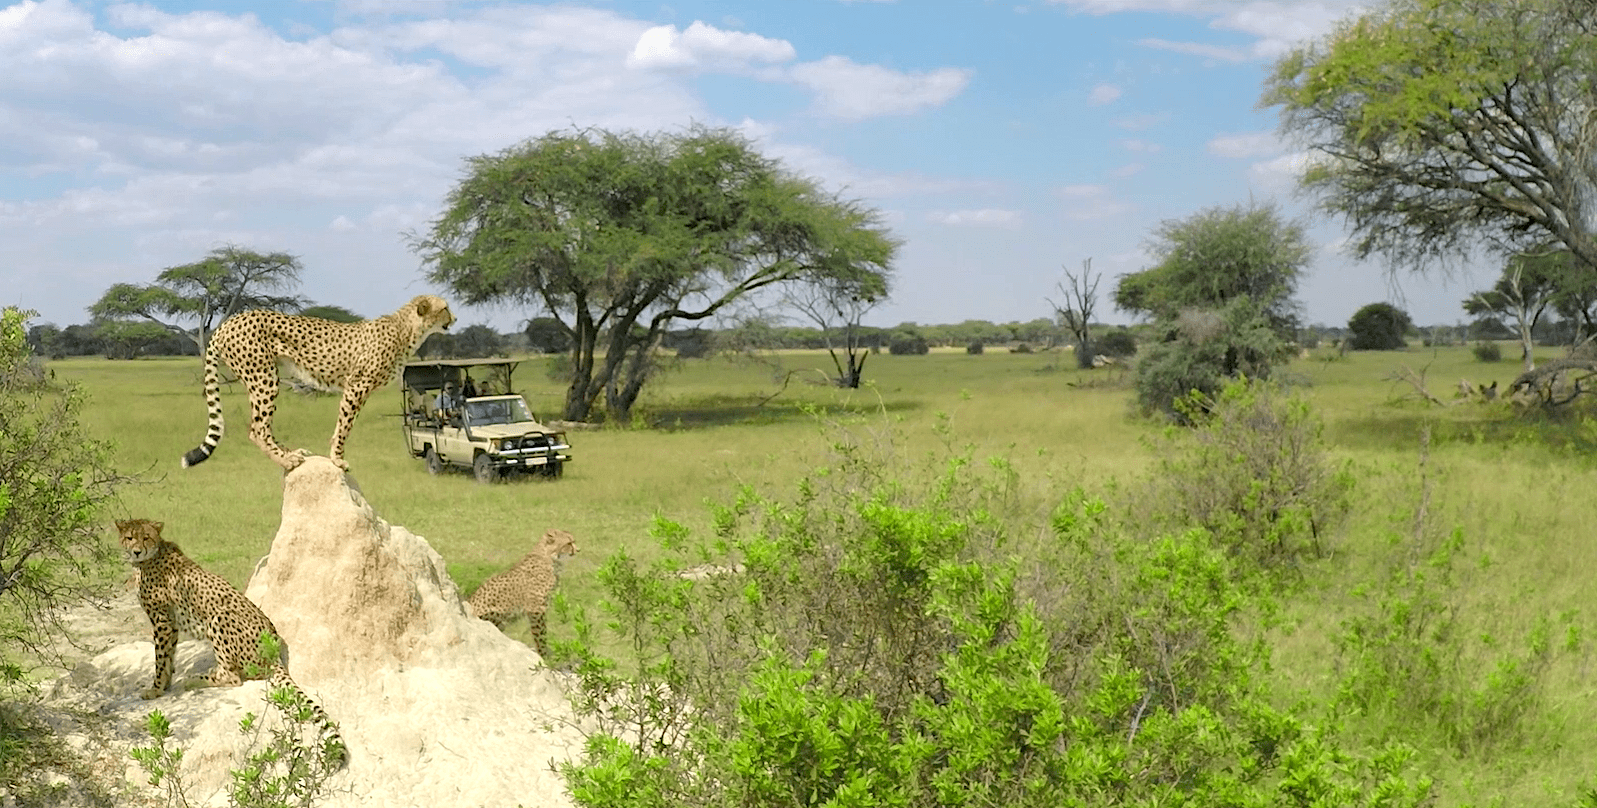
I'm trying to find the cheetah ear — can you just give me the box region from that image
[151,521,164,532]
[115,519,130,531]
[414,296,435,317]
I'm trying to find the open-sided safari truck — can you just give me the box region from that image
[401,359,572,483]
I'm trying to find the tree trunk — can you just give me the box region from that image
[1075,336,1094,369]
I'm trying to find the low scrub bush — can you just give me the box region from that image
[888,334,929,355]
[1140,379,1353,574]
[965,341,983,355]
[1473,341,1503,362]
[552,422,1432,808]
[1095,327,1138,358]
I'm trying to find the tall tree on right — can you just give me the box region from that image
[1265,0,1597,279]
[1116,202,1310,419]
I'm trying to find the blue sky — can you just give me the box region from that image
[0,0,1492,334]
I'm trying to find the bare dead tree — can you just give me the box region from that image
[783,270,887,389]
[1048,258,1101,370]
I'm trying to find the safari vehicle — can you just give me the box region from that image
[400,359,572,483]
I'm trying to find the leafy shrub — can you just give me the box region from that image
[1133,299,1291,420]
[553,423,1433,808]
[888,333,929,355]
[1346,302,1413,350]
[966,341,983,354]
[1095,327,1137,358]
[1473,341,1503,362]
[1141,379,1352,574]
[1010,342,1033,354]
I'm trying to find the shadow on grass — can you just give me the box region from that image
[1332,402,1597,458]
[641,394,925,431]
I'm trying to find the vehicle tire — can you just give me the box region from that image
[473,452,500,485]
[541,461,564,479]
[424,446,443,476]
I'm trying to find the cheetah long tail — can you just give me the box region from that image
[181,345,224,468]
[268,667,348,768]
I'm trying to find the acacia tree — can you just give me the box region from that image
[1346,302,1414,350]
[88,246,307,353]
[1049,258,1100,369]
[1265,0,1597,280]
[412,125,897,422]
[783,265,890,388]
[1115,202,1310,418]
[0,309,121,676]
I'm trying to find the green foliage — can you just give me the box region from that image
[1472,341,1503,362]
[0,308,122,676]
[1094,327,1137,358]
[965,341,983,355]
[94,319,177,360]
[1332,438,1562,758]
[524,316,574,355]
[1133,299,1292,418]
[1143,380,1353,573]
[1114,200,1309,335]
[888,333,929,355]
[1265,0,1597,275]
[296,305,362,323]
[412,124,897,423]
[88,246,307,353]
[130,710,192,808]
[552,422,1432,808]
[1346,302,1414,351]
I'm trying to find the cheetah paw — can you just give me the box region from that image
[140,687,164,700]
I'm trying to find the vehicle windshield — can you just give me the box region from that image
[463,397,535,426]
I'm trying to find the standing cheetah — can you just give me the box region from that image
[182,294,455,472]
[468,529,578,656]
[118,519,345,765]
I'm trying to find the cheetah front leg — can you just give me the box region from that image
[143,608,178,700]
[246,374,307,472]
[327,384,375,471]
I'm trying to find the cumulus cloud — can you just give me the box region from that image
[1121,139,1163,153]
[928,209,1022,228]
[625,21,796,71]
[1053,0,1365,60]
[1109,162,1145,178]
[1112,113,1167,131]
[1088,83,1121,105]
[1246,150,1318,195]
[789,56,970,119]
[1207,131,1280,158]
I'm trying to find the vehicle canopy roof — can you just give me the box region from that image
[402,358,520,393]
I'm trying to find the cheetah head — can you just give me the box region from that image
[540,528,578,560]
[408,294,456,337]
[117,519,166,564]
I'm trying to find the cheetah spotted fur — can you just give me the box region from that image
[467,528,578,656]
[182,294,455,472]
[118,519,346,765]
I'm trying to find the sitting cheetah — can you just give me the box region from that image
[118,519,345,765]
[468,529,578,656]
[182,294,455,472]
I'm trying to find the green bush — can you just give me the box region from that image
[965,341,983,355]
[888,334,929,355]
[1473,341,1503,362]
[1346,302,1414,350]
[1010,342,1033,353]
[1095,327,1138,358]
[552,424,1433,808]
[1133,299,1290,420]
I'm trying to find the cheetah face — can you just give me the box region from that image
[117,519,166,564]
[411,294,456,335]
[541,528,578,559]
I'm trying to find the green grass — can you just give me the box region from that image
[36,343,1597,805]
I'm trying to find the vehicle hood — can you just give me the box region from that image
[469,423,557,440]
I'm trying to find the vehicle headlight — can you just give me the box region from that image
[500,439,514,451]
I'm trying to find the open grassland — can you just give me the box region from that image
[43,344,1597,805]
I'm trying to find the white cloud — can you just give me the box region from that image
[625,21,796,71]
[1121,138,1163,153]
[1206,131,1279,158]
[1246,150,1318,195]
[1056,184,1135,220]
[1053,0,1366,60]
[789,56,970,119]
[928,209,1022,228]
[1112,113,1167,131]
[1109,162,1144,178]
[1137,37,1247,62]
[1088,83,1121,105]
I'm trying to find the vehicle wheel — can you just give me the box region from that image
[473,452,500,485]
[541,461,564,479]
[424,446,443,476]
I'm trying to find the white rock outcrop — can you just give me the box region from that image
[53,457,585,808]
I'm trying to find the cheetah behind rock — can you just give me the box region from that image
[182,294,455,472]
[468,528,578,656]
[118,519,346,765]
